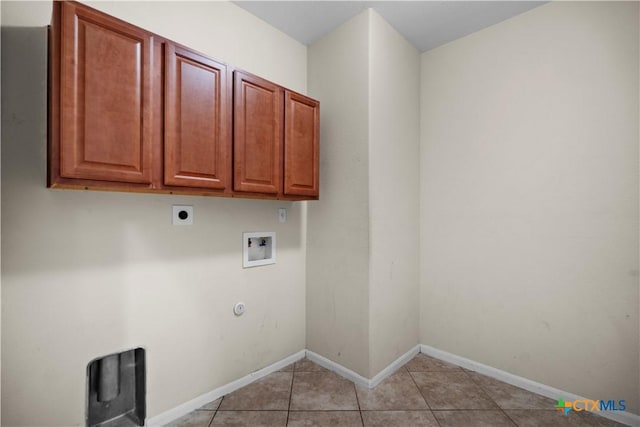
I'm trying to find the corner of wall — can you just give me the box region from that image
[305,8,372,378]
[367,9,421,377]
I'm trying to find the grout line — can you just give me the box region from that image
[212,395,226,424]
[462,370,518,426]
[428,409,532,412]
[208,409,564,412]
[493,408,518,427]
[349,409,525,412]
[199,355,588,427]
[406,370,443,427]
[352,380,365,426]
[217,409,360,412]
[493,405,519,426]
[285,366,295,426]
[458,370,506,414]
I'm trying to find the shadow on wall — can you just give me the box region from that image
[1,26,305,277]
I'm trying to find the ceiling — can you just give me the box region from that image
[233,1,546,52]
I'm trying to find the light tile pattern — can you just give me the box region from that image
[218,372,292,410]
[355,371,428,410]
[168,354,627,426]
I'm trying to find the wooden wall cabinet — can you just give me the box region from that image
[233,71,320,198]
[165,43,231,191]
[233,71,284,195]
[52,1,154,185]
[49,1,319,201]
[284,91,320,197]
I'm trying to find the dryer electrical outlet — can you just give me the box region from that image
[172,205,193,225]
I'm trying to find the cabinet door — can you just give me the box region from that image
[233,71,283,194]
[284,91,319,197]
[59,2,153,184]
[165,44,231,189]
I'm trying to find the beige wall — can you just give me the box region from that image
[306,11,371,377]
[420,1,639,414]
[1,2,307,426]
[82,1,306,93]
[307,9,420,378]
[3,0,638,424]
[368,10,420,376]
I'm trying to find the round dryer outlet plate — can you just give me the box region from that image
[233,302,246,316]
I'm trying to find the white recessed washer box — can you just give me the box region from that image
[243,231,276,268]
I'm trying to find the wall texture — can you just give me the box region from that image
[307,9,421,378]
[3,0,638,424]
[306,11,371,377]
[1,2,307,425]
[420,1,639,414]
[368,10,420,376]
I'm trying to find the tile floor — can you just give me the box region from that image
[166,354,626,427]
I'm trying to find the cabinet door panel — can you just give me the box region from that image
[284,91,319,197]
[165,44,230,189]
[233,71,283,194]
[59,2,152,183]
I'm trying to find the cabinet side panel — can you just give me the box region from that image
[48,2,62,187]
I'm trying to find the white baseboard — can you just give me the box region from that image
[306,344,420,389]
[420,344,639,427]
[146,350,305,426]
[369,344,420,388]
[148,345,638,427]
[305,350,370,388]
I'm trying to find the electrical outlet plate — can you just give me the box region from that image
[172,205,193,225]
[278,208,287,223]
